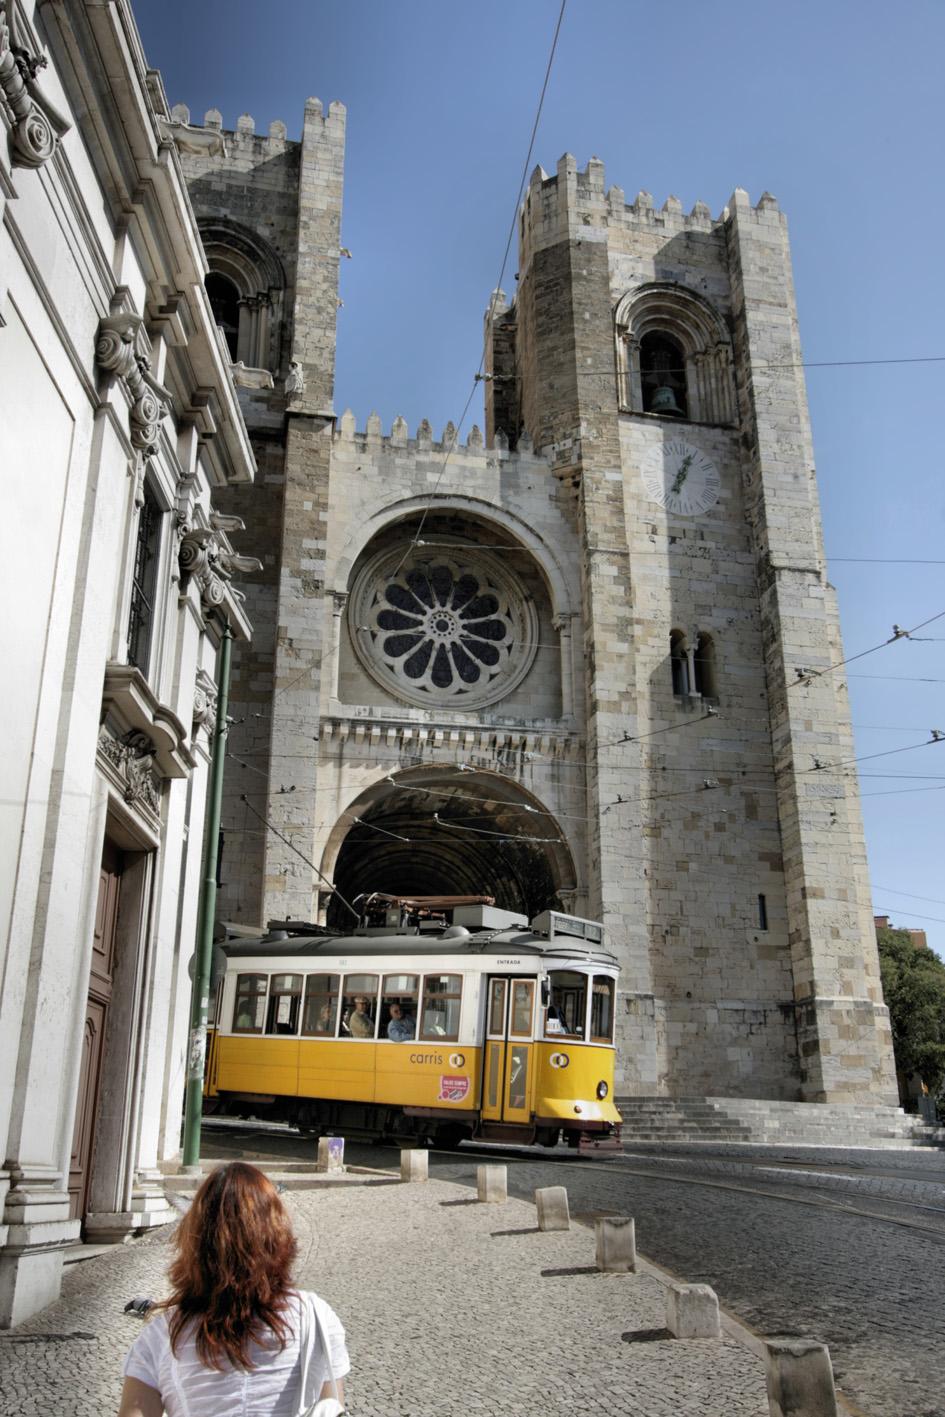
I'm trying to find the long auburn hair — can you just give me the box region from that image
[159,1162,299,1370]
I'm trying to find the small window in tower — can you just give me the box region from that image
[670,629,689,697]
[205,271,240,360]
[757,894,768,931]
[640,331,687,418]
[693,632,718,700]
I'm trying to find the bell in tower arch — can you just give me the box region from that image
[650,383,685,416]
[640,330,688,418]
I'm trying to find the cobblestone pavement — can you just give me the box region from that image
[414,1146,945,1417]
[0,1175,769,1417]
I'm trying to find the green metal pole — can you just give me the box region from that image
[181,623,233,1171]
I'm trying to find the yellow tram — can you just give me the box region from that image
[205,896,622,1151]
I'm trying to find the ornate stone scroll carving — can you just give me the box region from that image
[95,313,172,461]
[192,668,218,738]
[0,2,70,170]
[97,720,161,816]
[178,512,262,619]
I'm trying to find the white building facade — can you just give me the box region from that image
[0,0,257,1324]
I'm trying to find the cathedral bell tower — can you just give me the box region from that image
[485,156,897,1106]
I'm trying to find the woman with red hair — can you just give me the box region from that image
[117,1162,348,1416]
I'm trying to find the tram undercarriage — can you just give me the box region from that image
[209,1092,619,1152]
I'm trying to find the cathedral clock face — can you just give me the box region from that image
[642,440,721,517]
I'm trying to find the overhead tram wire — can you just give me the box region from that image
[238,794,360,922]
[387,0,567,584]
[791,608,945,689]
[484,354,945,379]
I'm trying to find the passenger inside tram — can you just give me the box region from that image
[386,1001,416,1041]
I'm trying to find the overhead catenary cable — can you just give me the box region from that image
[388,0,567,582]
[791,609,945,688]
[238,794,359,921]
[873,886,945,909]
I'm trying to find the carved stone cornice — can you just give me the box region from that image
[101,663,195,780]
[178,512,263,623]
[0,3,70,170]
[95,312,172,461]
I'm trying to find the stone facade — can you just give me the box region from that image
[178,115,896,1107]
[0,2,257,1324]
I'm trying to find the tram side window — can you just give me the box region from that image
[545,970,587,1039]
[381,973,419,1041]
[266,974,302,1035]
[420,974,462,1041]
[590,975,616,1043]
[233,974,268,1034]
[301,974,341,1036]
[340,974,378,1039]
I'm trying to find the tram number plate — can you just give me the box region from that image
[437,1075,470,1102]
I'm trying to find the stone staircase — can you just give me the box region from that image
[615,1096,945,1148]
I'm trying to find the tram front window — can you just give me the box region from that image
[545,970,587,1039]
[591,975,616,1043]
[341,974,378,1038]
[266,974,302,1035]
[420,974,461,1041]
[301,973,341,1036]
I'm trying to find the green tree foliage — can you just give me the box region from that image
[877,927,945,1096]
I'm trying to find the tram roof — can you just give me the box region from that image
[221,928,618,969]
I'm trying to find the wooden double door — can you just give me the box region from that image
[68,840,123,1224]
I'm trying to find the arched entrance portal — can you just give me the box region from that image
[324,769,576,929]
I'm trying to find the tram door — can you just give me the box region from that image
[481,977,535,1124]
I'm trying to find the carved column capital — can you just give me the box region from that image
[0,4,70,170]
[95,312,171,461]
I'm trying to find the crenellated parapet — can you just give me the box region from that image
[519,151,784,261]
[333,409,547,462]
[165,102,298,158]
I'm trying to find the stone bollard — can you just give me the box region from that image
[400,1148,429,1183]
[316,1136,345,1173]
[665,1281,721,1339]
[535,1185,570,1231]
[765,1339,838,1417]
[477,1164,507,1203]
[594,1216,636,1273]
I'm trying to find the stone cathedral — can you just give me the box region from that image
[176,98,897,1111]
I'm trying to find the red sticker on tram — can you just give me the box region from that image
[437,1075,469,1102]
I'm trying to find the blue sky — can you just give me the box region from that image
[136,0,945,955]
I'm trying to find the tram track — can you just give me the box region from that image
[201,1119,945,1239]
[425,1142,945,1240]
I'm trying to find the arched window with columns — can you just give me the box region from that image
[615,283,737,426]
[199,219,286,372]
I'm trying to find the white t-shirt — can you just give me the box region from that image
[122,1290,349,1416]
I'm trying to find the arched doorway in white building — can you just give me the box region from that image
[321,767,578,929]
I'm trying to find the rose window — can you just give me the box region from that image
[350,550,537,709]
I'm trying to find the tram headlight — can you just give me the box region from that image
[596,1081,609,1099]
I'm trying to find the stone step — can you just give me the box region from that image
[614,1095,944,1149]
